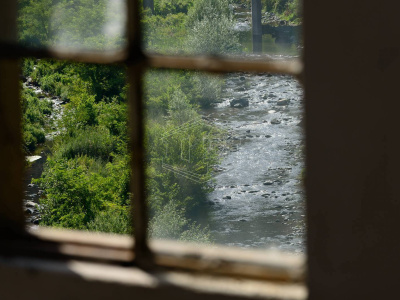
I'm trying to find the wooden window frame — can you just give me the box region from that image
[0,1,306,299]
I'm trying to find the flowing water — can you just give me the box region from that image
[23,73,305,252]
[204,73,305,253]
[199,6,306,253]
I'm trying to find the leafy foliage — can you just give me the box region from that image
[21,0,242,243]
[21,88,53,153]
[18,0,125,49]
[154,0,194,16]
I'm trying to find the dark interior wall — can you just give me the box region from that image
[2,0,400,298]
[304,0,400,299]
[0,0,24,233]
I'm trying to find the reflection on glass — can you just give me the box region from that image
[145,70,305,253]
[142,0,302,57]
[21,58,130,233]
[18,0,126,50]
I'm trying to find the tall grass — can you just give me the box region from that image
[57,126,115,160]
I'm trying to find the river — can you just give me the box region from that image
[204,72,305,253]
[201,6,306,253]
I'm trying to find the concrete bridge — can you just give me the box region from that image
[143,0,298,53]
[143,0,154,13]
[252,0,300,52]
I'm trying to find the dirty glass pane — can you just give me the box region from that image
[142,0,302,58]
[21,58,131,234]
[18,0,127,51]
[145,69,305,253]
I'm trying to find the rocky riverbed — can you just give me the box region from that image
[23,77,65,230]
[204,72,306,253]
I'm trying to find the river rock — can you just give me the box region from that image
[26,156,42,163]
[297,118,304,127]
[271,119,281,125]
[263,181,273,185]
[32,217,41,225]
[277,99,290,106]
[25,201,36,208]
[223,196,231,200]
[230,98,249,108]
[25,208,34,214]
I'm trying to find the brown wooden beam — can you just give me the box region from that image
[0,0,24,235]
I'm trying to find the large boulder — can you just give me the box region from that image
[277,99,290,106]
[230,98,249,108]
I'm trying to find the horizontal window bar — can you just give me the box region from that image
[0,42,128,64]
[0,42,302,75]
[147,55,303,76]
[0,256,307,300]
[12,229,306,283]
[150,240,305,283]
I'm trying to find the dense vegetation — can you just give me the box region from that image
[233,0,301,23]
[21,88,53,153]
[19,0,300,241]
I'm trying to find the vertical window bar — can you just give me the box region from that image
[127,0,153,266]
[0,0,25,236]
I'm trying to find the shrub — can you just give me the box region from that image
[21,88,53,153]
[56,126,115,160]
[154,0,194,16]
[87,207,132,235]
[149,201,211,243]
[36,154,130,230]
[185,0,239,55]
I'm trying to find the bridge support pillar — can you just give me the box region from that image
[143,0,154,13]
[252,0,262,53]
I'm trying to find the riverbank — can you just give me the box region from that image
[23,76,65,229]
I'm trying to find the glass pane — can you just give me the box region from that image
[18,0,127,51]
[142,0,302,57]
[21,58,131,234]
[145,69,305,253]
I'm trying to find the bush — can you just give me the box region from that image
[56,127,115,160]
[21,87,53,153]
[36,154,130,230]
[191,73,223,108]
[185,0,239,55]
[154,0,194,16]
[149,201,211,243]
[142,13,187,54]
[87,207,132,235]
